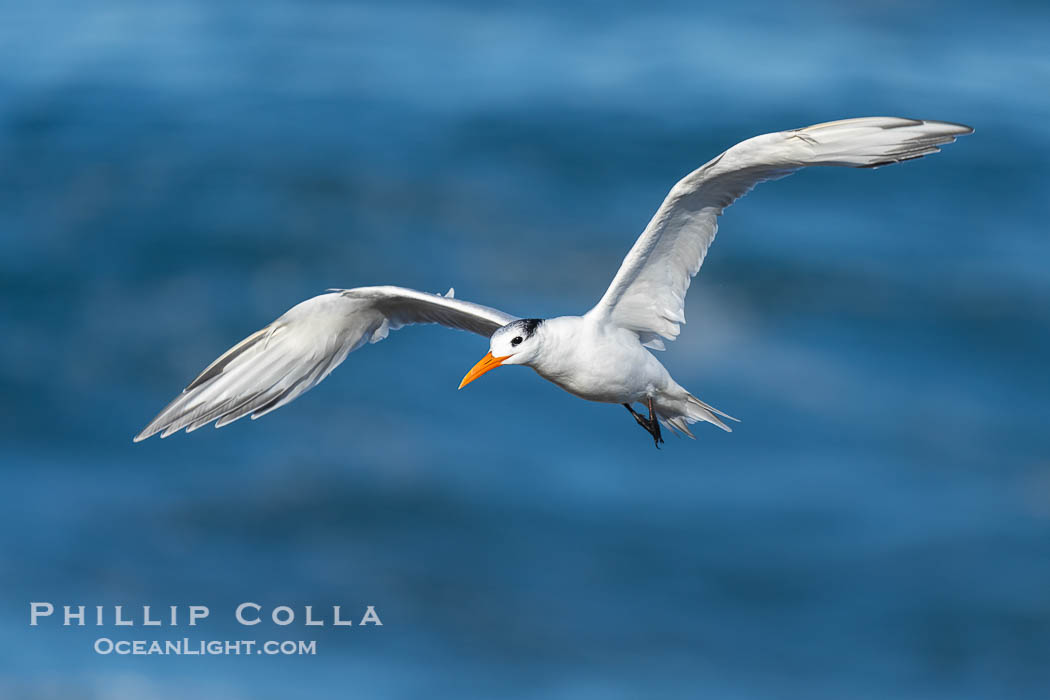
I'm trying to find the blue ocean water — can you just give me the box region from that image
[1,0,1048,697]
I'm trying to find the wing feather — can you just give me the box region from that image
[135,286,517,441]
[588,117,973,343]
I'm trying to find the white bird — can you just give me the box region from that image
[135,117,972,447]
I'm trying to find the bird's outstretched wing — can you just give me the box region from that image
[134,286,517,441]
[587,117,973,348]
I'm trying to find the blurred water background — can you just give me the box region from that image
[1,0,1049,698]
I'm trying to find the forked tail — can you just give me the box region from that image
[657,392,738,438]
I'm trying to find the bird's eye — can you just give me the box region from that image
[511,336,523,346]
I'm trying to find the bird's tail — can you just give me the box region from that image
[657,392,738,438]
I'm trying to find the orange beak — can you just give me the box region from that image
[458,352,510,389]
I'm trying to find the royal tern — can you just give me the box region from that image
[135,117,972,447]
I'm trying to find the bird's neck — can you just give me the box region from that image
[525,316,585,378]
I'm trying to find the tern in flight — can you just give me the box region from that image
[135,117,972,447]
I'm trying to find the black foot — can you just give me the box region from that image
[647,397,664,448]
[623,400,664,449]
[623,403,649,428]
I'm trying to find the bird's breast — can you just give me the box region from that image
[529,320,668,404]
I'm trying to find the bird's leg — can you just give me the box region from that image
[623,401,663,448]
[623,403,651,431]
[647,396,664,447]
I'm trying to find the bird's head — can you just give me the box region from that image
[458,319,544,389]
